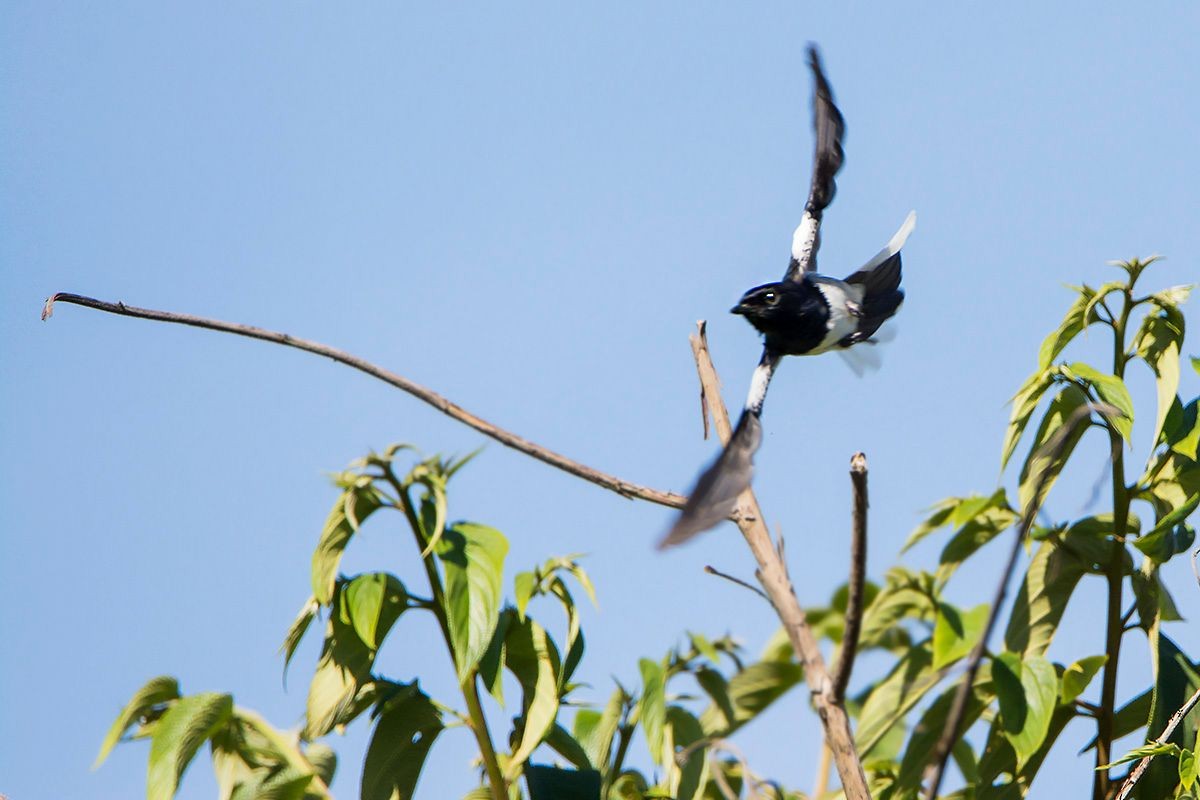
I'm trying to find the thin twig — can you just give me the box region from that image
[923,403,1114,799]
[1191,547,1200,593]
[42,293,687,510]
[1114,684,1200,800]
[832,453,868,704]
[704,565,770,602]
[688,322,871,800]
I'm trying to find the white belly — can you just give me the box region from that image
[811,278,863,353]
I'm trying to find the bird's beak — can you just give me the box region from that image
[730,302,747,315]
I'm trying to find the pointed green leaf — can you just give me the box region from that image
[147,693,234,800]
[663,706,708,800]
[361,690,443,800]
[1163,398,1200,460]
[1004,536,1088,658]
[575,685,625,772]
[638,658,667,764]
[544,723,593,770]
[436,522,508,682]
[1038,287,1098,370]
[305,585,377,739]
[477,609,512,707]
[993,654,1057,768]
[1018,383,1091,518]
[1002,369,1057,470]
[1139,629,1200,798]
[1133,494,1199,564]
[311,483,383,604]
[1061,655,1108,704]
[95,676,181,768]
[698,660,803,738]
[279,597,318,681]
[1098,741,1181,770]
[514,571,536,621]
[1134,299,1187,450]
[1182,749,1198,791]
[856,642,940,757]
[932,603,989,669]
[1067,362,1135,442]
[504,617,560,779]
[344,572,408,650]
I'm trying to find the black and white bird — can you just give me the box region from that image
[660,45,915,549]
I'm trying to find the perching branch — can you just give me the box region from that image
[41,293,686,510]
[1114,684,1200,800]
[922,402,1119,800]
[688,321,872,800]
[832,453,868,704]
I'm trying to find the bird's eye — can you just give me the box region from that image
[764,292,779,305]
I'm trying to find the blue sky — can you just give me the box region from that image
[3,4,1199,798]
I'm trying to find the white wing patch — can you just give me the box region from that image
[811,277,863,354]
[790,212,819,276]
[856,210,917,274]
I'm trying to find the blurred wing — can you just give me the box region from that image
[785,45,846,283]
[658,411,763,549]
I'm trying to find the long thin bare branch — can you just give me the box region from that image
[42,292,687,509]
[832,453,868,704]
[923,402,1118,799]
[688,321,871,800]
[1114,684,1200,800]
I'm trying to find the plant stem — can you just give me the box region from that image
[392,477,508,800]
[1094,289,1134,800]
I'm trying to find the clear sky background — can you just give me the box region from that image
[3,4,1200,799]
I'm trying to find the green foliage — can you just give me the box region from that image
[96,257,1200,800]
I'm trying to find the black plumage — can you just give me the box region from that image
[660,45,915,549]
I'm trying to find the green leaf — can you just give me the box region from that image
[1061,655,1108,704]
[95,676,181,768]
[436,522,508,683]
[1039,286,1098,370]
[477,608,511,707]
[343,572,408,650]
[859,568,937,650]
[304,741,337,787]
[689,632,721,665]
[147,693,234,800]
[896,676,991,790]
[1133,299,1186,451]
[1067,362,1135,442]
[361,690,443,800]
[311,483,384,604]
[1098,741,1181,769]
[574,686,625,772]
[1003,370,1058,470]
[1004,535,1089,658]
[279,597,318,682]
[932,603,989,669]
[936,501,1018,584]
[698,660,803,738]
[1163,397,1200,460]
[305,584,377,739]
[514,571,536,621]
[856,642,940,757]
[663,706,708,800]
[504,617,561,780]
[544,723,594,770]
[415,476,449,557]
[1139,629,1200,798]
[638,658,667,764]
[993,654,1057,768]
[1133,494,1200,564]
[1017,383,1091,519]
[1182,749,1198,791]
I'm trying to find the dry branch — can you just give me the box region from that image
[1114,685,1200,800]
[832,453,868,704]
[688,322,871,800]
[42,293,686,509]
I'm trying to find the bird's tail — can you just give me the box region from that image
[842,211,915,344]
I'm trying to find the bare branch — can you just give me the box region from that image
[832,452,868,704]
[923,402,1113,799]
[688,321,871,800]
[42,292,687,510]
[704,564,770,602]
[1114,684,1200,800]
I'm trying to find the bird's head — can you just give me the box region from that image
[731,282,790,323]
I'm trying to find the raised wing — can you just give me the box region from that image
[784,45,846,283]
